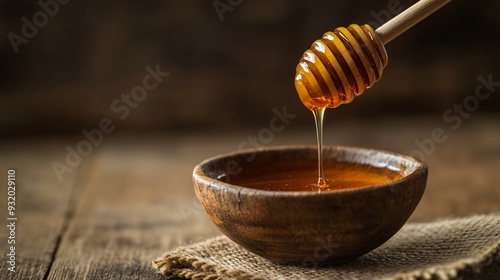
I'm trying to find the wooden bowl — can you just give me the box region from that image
[193,146,427,265]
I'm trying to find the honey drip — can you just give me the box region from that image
[295,24,388,110]
[312,107,326,191]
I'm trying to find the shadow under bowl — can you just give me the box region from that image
[193,145,427,265]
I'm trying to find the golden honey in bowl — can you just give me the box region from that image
[230,159,403,192]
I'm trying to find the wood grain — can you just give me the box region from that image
[45,139,220,280]
[194,146,427,264]
[0,140,80,280]
[0,116,499,279]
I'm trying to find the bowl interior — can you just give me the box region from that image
[198,145,424,194]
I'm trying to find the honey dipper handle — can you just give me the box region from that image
[375,0,452,44]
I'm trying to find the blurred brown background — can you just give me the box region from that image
[1,0,499,136]
[1,1,500,279]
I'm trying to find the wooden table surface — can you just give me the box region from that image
[1,116,499,279]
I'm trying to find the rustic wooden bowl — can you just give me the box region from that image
[193,146,427,265]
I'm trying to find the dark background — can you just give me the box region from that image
[1,0,499,137]
[1,2,500,278]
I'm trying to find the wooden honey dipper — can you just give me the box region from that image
[295,0,453,109]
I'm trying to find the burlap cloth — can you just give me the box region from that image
[153,214,500,280]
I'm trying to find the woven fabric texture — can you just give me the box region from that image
[153,214,500,280]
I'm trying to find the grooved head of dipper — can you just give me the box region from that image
[295,24,388,110]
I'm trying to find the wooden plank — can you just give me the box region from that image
[0,139,81,279]
[2,116,498,279]
[47,117,500,278]
[46,138,222,279]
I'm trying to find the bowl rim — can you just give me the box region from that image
[193,145,428,197]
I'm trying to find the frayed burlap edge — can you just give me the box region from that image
[152,245,264,280]
[152,215,500,280]
[152,240,499,280]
